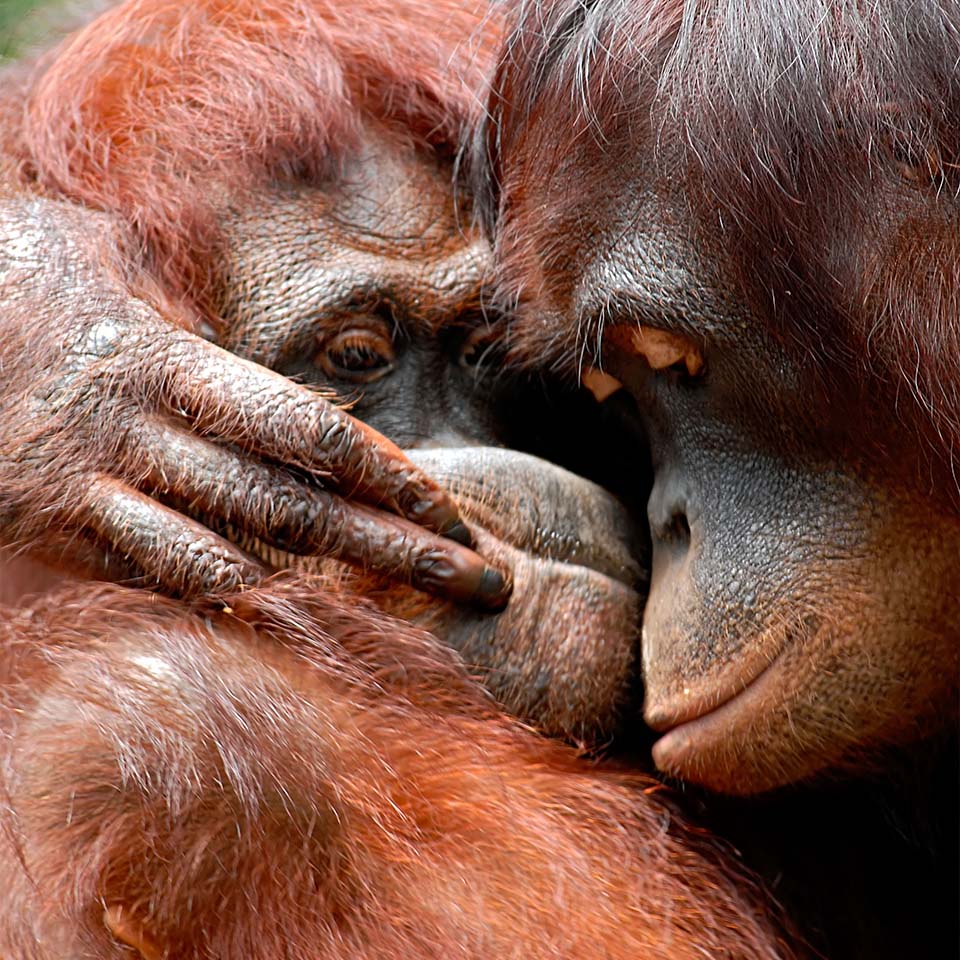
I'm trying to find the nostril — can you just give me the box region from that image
[651,510,690,543]
[647,481,693,544]
[669,512,690,541]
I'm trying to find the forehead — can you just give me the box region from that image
[222,122,490,340]
[245,123,474,257]
[495,106,734,346]
[490,0,957,305]
[319,130,467,253]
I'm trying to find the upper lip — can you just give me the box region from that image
[645,616,819,732]
[405,446,647,590]
[645,650,784,732]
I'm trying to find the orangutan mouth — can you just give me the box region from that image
[648,648,787,775]
[406,446,647,590]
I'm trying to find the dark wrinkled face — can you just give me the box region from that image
[493,101,960,790]
[217,127,499,449]
[214,124,647,740]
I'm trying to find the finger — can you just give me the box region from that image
[150,329,467,540]
[312,500,513,610]
[137,420,512,609]
[79,474,266,597]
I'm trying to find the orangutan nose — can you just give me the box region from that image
[648,478,693,549]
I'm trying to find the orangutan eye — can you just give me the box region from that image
[459,324,501,369]
[606,325,705,378]
[315,326,396,383]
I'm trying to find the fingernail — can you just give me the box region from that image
[406,492,460,534]
[473,566,512,611]
[411,551,511,611]
[442,519,474,548]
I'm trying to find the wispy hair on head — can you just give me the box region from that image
[476,0,960,468]
[6,0,499,305]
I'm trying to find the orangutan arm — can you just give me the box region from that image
[0,580,787,960]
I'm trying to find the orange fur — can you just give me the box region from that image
[10,0,498,305]
[0,580,792,959]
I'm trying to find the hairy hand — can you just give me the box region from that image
[0,198,510,607]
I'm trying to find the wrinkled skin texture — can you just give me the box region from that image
[0,0,509,609]
[482,0,960,797]
[0,164,753,955]
[215,144,502,450]
[0,191,511,604]
[403,447,643,738]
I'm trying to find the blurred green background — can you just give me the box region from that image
[1,0,71,60]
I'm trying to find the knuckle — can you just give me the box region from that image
[75,316,128,359]
[305,499,348,556]
[170,534,260,595]
[267,488,318,549]
[313,409,356,463]
[371,529,420,577]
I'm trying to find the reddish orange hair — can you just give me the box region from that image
[11,0,497,301]
[0,580,793,959]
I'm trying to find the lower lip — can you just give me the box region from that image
[650,651,784,772]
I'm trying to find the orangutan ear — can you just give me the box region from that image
[606,325,704,377]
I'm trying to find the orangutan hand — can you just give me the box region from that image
[0,197,509,607]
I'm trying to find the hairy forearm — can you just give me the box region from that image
[0,194,139,313]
